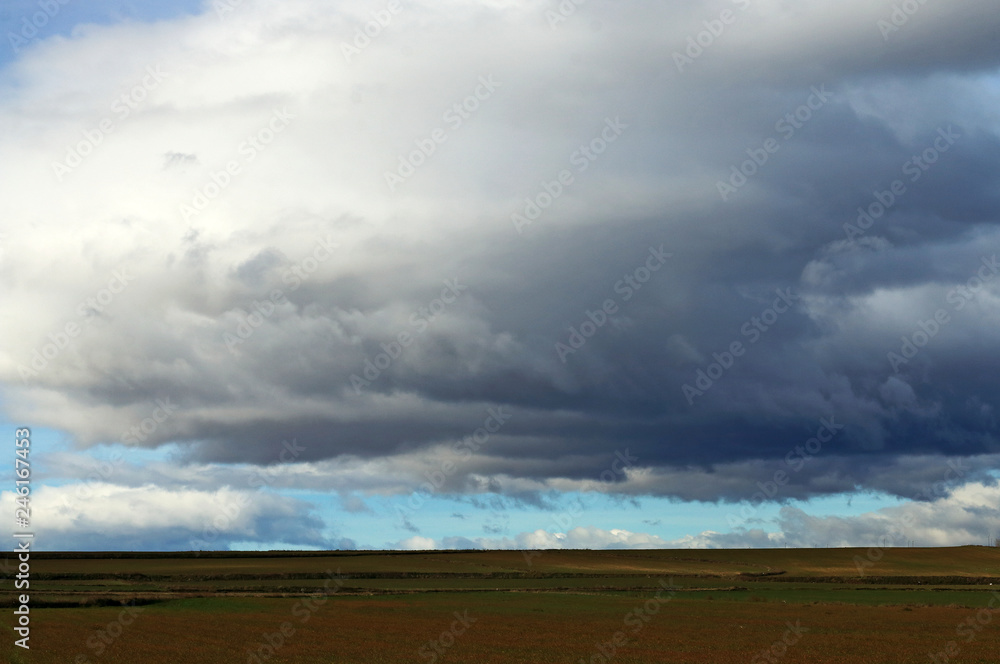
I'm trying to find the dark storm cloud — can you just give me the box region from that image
[3,0,999,506]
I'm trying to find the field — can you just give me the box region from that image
[2,546,999,663]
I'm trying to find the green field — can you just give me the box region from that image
[2,547,999,662]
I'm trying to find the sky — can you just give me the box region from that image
[1,0,1000,552]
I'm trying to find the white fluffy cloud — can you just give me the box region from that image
[1,481,334,550]
[390,481,1000,550]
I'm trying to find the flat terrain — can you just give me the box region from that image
[2,547,999,662]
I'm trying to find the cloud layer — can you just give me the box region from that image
[389,481,1000,551]
[1,0,999,542]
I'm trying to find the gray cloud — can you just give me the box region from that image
[399,480,1000,550]
[1,0,999,509]
[3,483,343,551]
